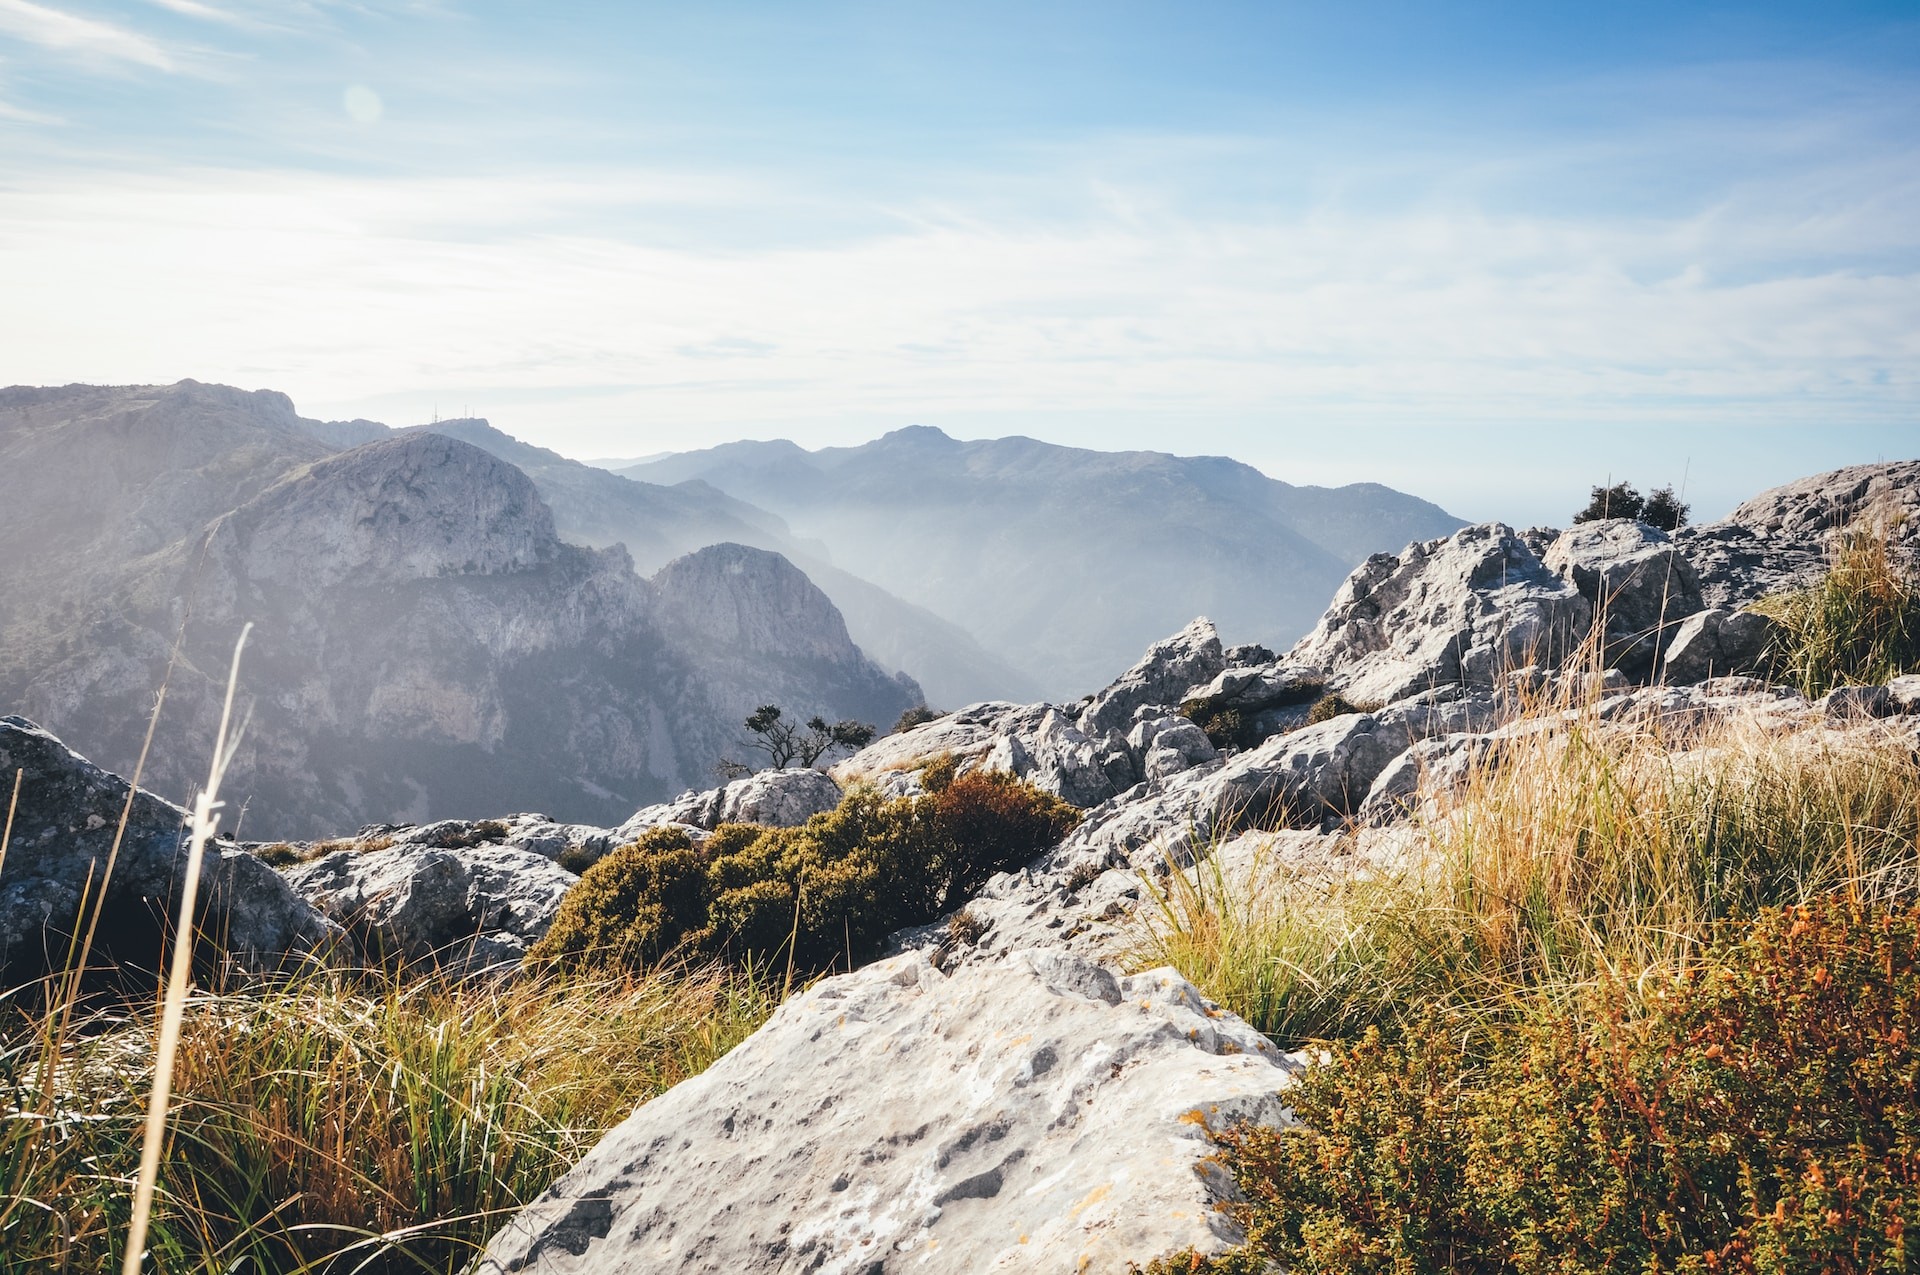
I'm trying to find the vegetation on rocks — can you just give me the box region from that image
[1156,900,1920,1275]
[1754,526,1920,697]
[534,768,1080,975]
[1572,480,1691,530]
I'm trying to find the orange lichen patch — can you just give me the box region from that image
[1070,1182,1113,1218]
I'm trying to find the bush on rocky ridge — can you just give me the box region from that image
[1172,899,1920,1275]
[534,773,1080,975]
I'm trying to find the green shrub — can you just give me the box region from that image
[1181,697,1260,752]
[1305,692,1374,725]
[1191,899,1920,1275]
[1753,527,1920,697]
[895,704,944,733]
[533,773,1080,976]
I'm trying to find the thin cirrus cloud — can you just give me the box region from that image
[0,0,175,70]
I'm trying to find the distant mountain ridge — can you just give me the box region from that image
[0,382,920,837]
[623,427,1465,695]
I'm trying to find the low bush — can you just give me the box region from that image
[1181,697,1262,752]
[534,771,1080,976]
[1305,692,1373,725]
[0,963,773,1274]
[1183,899,1920,1275]
[1754,526,1920,697]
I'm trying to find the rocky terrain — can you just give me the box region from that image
[0,382,919,837]
[620,426,1465,695]
[4,452,1916,1272]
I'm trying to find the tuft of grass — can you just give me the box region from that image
[1,962,775,1274]
[1753,523,1920,697]
[1134,700,1920,1046]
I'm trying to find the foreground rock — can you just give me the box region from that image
[0,716,337,979]
[285,842,577,971]
[477,948,1302,1275]
[1543,519,1702,674]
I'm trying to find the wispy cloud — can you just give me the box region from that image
[0,0,177,70]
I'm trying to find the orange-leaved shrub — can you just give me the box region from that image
[1160,898,1920,1275]
[533,770,1080,975]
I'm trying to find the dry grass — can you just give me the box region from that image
[1134,701,1920,1045]
[1,962,776,1274]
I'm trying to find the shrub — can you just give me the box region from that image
[1181,697,1260,752]
[533,774,1080,976]
[1570,481,1689,530]
[1304,692,1372,725]
[1753,526,1920,696]
[1573,480,1645,524]
[895,704,943,733]
[1196,899,1920,1275]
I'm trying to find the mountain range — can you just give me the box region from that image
[0,379,1462,836]
[620,428,1463,695]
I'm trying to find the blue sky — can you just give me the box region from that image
[0,1,1915,524]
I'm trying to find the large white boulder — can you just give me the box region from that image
[475,947,1303,1275]
[1077,617,1227,738]
[1544,519,1703,674]
[618,767,844,840]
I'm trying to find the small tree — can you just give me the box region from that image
[733,704,876,771]
[1641,484,1691,531]
[1573,481,1644,524]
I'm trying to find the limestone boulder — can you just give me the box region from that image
[0,716,338,980]
[1127,716,1219,781]
[1544,519,1703,674]
[475,947,1304,1275]
[1077,617,1226,739]
[285,842,576,971]
[834,701,1122,809]
[1659,608,1777,685]
[619,768,843,840]
[1288,523,1593,707]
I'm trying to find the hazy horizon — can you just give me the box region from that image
[1,1,1915,527]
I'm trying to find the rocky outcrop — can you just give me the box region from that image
[1544,519,1703,674]
[833,701,1124,808]
[475,948,1304,1275]
[1077,617,1227,738]
[0,716,337,979]
[1288,523,1593,706]
[1677,460,1920,609]
[618,767,844,839]
[286,841,576,972]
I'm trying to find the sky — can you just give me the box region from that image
[0,0,1915,525]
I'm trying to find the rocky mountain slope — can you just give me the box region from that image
[0,382,919,837]
[619,426,1465,696]
[387,418,1038,707]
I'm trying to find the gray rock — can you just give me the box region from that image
[1677,460,1920,610]
[1181,662,1327,713]
[1888,675,1920,714]
[619,768,844,839]
[0,716,338,979]
[1544,519,1703,674]
[1127,716,1219,781]
[834,701,1121,809]
[1659,608,1778,685]
[1289,523,1594,707]
[1819,685,1897,723]
[1077,617,1226,738]
[475,948,1303,1275]
[285,841,576,971]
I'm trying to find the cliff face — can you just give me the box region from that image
[0,383,919,838]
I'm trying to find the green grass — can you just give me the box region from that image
[1,962,776,1274]
[1752,525,1920,697]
